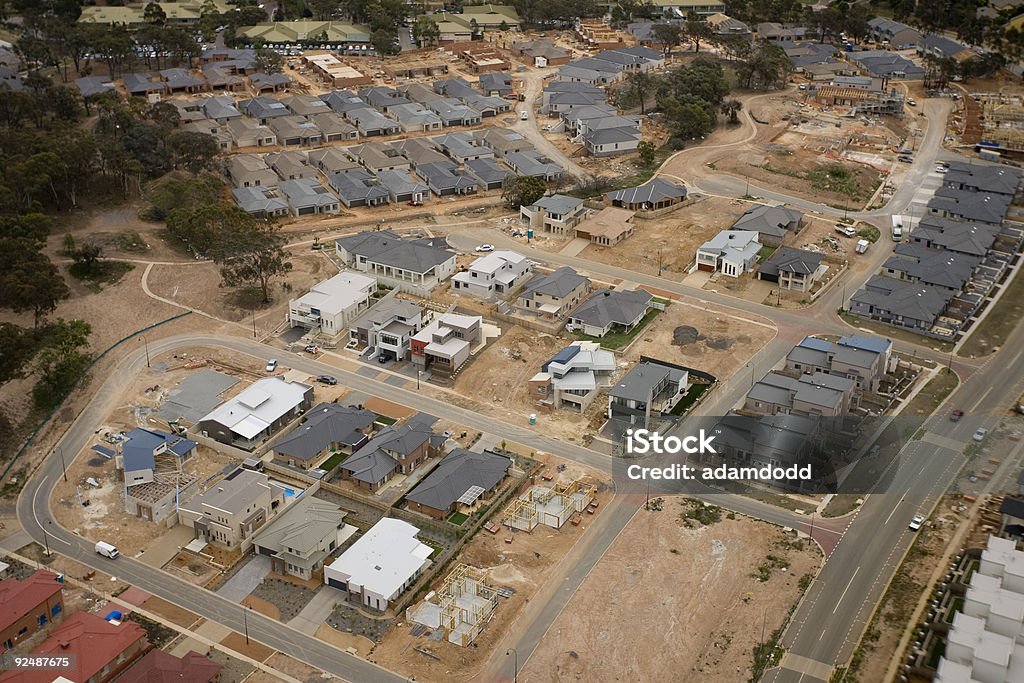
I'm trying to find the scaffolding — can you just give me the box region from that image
[406,564,498,647]
[501,478,597,531]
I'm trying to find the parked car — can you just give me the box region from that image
[897,156,913,164]
[936,165,948,174]
[519,110,529,120]
[835,225,857,238]
[316,375,338,385]
[950,409,964,421]
[377,354,388,364]
[907,98,916,106]
[265,359,278,372]
[407,200,423,206]
[475,244,495,252]
[908,514,925,531]
[972,428,989,442]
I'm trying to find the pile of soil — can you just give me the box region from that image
[706,338,734,350]
[673,326,700,346]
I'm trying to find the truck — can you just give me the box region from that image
[891,215,904,241]
[855,239,870,254]
[95,541,119,559]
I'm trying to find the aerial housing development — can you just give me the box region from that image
[4,3,1024,683]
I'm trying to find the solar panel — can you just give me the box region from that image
[457,485,486,505]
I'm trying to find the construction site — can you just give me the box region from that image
[963,92,1024,159]
[405,563,499,647]
[501,478,597,531]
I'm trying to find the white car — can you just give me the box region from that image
[265,359,278,372]
[908,514,925,531]
[475,244,495,252]
[972,428,989,442]
[936,165,948,174]
[520,111,529,120]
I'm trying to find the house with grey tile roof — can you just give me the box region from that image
[478,72,513,97]
[608,359,689,429]
[1,67,24,92]
[160,68,207,93]
[867,17,921,49]
[561,104,620,133]
[521,194,587,235]
[460,93,512,117]
[181,120,233,151]
[584,126,642,157]
[881,243,981,293]
[846,51,925,79]
[515,39,571,66]
[732,204,804,247]
[240,96,291,123]
[606,178,688,211]
[309,112,358,141]
[279,178,341,216]
[273,403,376,467]
[76,76,116,99]
[473,127,533,157]
[232,186,290,217]
[943,162,1022,196]
[267,115,323,146]
[178,468,286,550]
[336,230,457,294]
[391,103,444,132]
[226,154,279,188]
[199,96,242,123]
[911,216,1001,257]
[432,132,494,163]
[203,63,246,91]
[405,449,510,519]
[359,86,413,113]
[282,94,333,117]
[320,89,370,114]
[378,170,429,204]
[266,150,316,181]
[711,413,821,474]
[339,421,445,490]
[351,141,410,174]
[123,72,166,96]
[927,187,1011,225]
[348,296,425,356]
[252,496,350,579]
[434,77,477,99]
[544,90,606,114]
[346,107,401,136]
[745,370,856,420]
[757,247,826,292]
[248,72,291,94]
[426,98,482,127]
[395,137,448,168]
[226,118,277,148]
[308,148,360,175]
[849,275,952,334]
[696,230,762,277]
[327,169,391,208]
[785,335,892,393]
[568,288,653,338]
[516,267,591,319]
[398,82,443,104]
[465,157,511,191]
[415,161,479,196]
[504,150,563,181]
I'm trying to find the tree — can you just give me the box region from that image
[254,47,284,74]
[371,28,399,56]
[168,131,220,174]
[637,140,657,166]
[684,11,710,53]
[214,218,293,304]
[0,323,36,383]
[621,70,655,114]
[0,251,69,327]
[661,94,715,142]
[651,23,682,57]
[165,203,248,256]
[721,98,742,124]
[143,1,166,26]
[70,242,103,277]
[413,16,441,47]
[502,175,549,209]
[32,318,92,410]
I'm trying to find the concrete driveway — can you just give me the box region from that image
[216,554,271,602]
[288,586,339,635]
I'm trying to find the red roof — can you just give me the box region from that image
[0,612,148,683]
[117,650,223,683]
[0,570,62,633]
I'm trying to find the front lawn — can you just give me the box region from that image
[574,308,661,350]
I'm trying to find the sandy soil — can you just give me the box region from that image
[574,196,753,280]
[139,596,202,629]
[246,653,324,683]
[520,498,821,682]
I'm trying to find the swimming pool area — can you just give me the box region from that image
[268,479,305,500]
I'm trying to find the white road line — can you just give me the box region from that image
[31,476,70,546]
[884,497,904,526]
[972,385,995,412]
[832,567,861,615]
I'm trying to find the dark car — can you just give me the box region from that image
[378,354,388,364]
[316,375,338,385]
[950,409,964,421]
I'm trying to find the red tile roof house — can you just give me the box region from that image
[0,612,150,683]
[117,650,222,683]
[0,570,64,652]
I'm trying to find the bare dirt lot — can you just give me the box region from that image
[575,196,754,280]
[519,498,821,682]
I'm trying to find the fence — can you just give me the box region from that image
[1,312,193,483]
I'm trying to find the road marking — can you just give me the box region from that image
[884,498,904,525]
[832,566,861,614]
[31,476,70,546]
[972,385,995,411]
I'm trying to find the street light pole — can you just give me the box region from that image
[243,606,250,645]
[417,370,421,390]
[57,446,67,483]
[506,648,518,683]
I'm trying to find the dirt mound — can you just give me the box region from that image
[673,326,700,346]
[706,338,734,350]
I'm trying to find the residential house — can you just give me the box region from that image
[478,72,513,97]
[240,96,291,123]
[280,178,341,216]
[118,651,222,683]
[233,186,290,217]
[339,419,445,489]
[561,104,619,134]
[328,169,391,208]
[378,170,429,204]
[0,613,149,683]
[320,89,371,115]
[745,371,856,421]
[123,72,166,97]
[359,86,412,113]
[572,206,635,246]
[288,271,377,337]
[178,468,286,548]
[391,103,444,132]
[308,148,360,175]
[120,427,197,488]
[248,72,292,94]
[696,230,762,277]
[867,17,922,49]
[76,75,116,99]
[195,377,315,450]
[336,230,457,295]
[541,80,605,109]
[473,127,533,158]
[917,34,977,62]
[464,157,511,190]
[203,63,246,91]
[226,118,277,148]
[707,13,752,38]
[514,39,571,67]
[226,154,278,188]
[0,571,64,651]
[503,150,563,181]
[584,126,643,157]
[433,132,494,164]
[710,412,821,471]
[732,204,804,247]
[351,141,410,174]
[785,335,893,393]
[266,150,316,181]
[405,449,511,519]
[426,98,483,127]
[267,115,323,146]
[282,94,334,117]
[606,178,687,211]
[238,21,372,50]
[757,22,806,44]
[160,67,206,94]
[409,313,483,375]
[528,341,617,412]
[911,215,1001,257]
[323,518,433,611]
[927,187,1011,225]
[881,243,982,293]
[608,359,690,429]
[568,288,653,338]
[516,267,591,319]
[273,404,376,469]
[346,107,401,137]
[757,247,826,292]
[452,250,532,300]
[199,95,243,123]
[253,496,351,579]
[347,297,424,357]
[415,161,479,197]
[943,161,1022,196]
[310,112,358,142]
[396,137,449,168]
[846,51,926,79]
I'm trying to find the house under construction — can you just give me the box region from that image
[501,478,596,531]
[974,93,1024,156]
[406,564,498,646]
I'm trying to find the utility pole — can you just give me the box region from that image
[243,606,250,645]
[140,335,150,368]
[506,648,518,683]
[42,521,51,557]
[252,311,257,339]
[57,446,67,483]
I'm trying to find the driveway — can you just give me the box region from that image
[216,554,271,602]
[288,585,339,635]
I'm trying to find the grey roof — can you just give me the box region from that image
[505,150,563,178]
[328,169,391,204]
[320,89,369,113]
[337,230,455,273]
[395,137,448,167]
[883,243,980,290]
[359,86,412,109]
[310,112,356,138]
[233,186,288,214]
[274,403,376,461]
[465,158,511,185]
[350,297,422,330]
[433,132,492,160]
[610,360,686,403]
[920,33,972,58]
[240,96,290,120]
[377,170,428,197]
[568,57,624,74]
[944,161,1022,195]
[249,72,291,90]
[415,161,479,192]
[123,73,164,94]
[76,75,116,98]
[200,96,242,120]
[759,247,823,277]
[712,413,818,460]
[279,178,339,209]
[478,72,512,93]
[398,82,443,104]
[733,204,804,238]
[425,97,481,124]
[606,178,687,206]
[928,187,1011,224]
[913,215,1000,256]
[308,147,360,174]
[190,468,280,514]
[562,104,619,123]
[473,127,532,154]
[341,423,443,485]
[347,106,400,132]
[391,102,443,127]
[160,68,205,90]
[586,126,642,145]
[571,289,652,329]
[852,275,952,323]
[405,448,509,510]
[282,94,332,116]
[544,80,604,95]
[251,495,346,555]
[433,77,476,99]
[122,428,196,473]
[155,369,239,424]
[521,267,589,300]
[611,45,663,61]
[846,51,926,78]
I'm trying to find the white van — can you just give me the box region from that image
[891,215,904,241]
[95,541,120,559]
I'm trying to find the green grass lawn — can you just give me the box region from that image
[447,511,469,526]
[320,451,348,471]
[574,308,661,350]
[669,382,711,416]
[374,415,397,425]
[758,245,777,261]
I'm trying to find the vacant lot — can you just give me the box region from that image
[520,498,821,682]
[576,196,750,280]
[959,265,1024,358]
